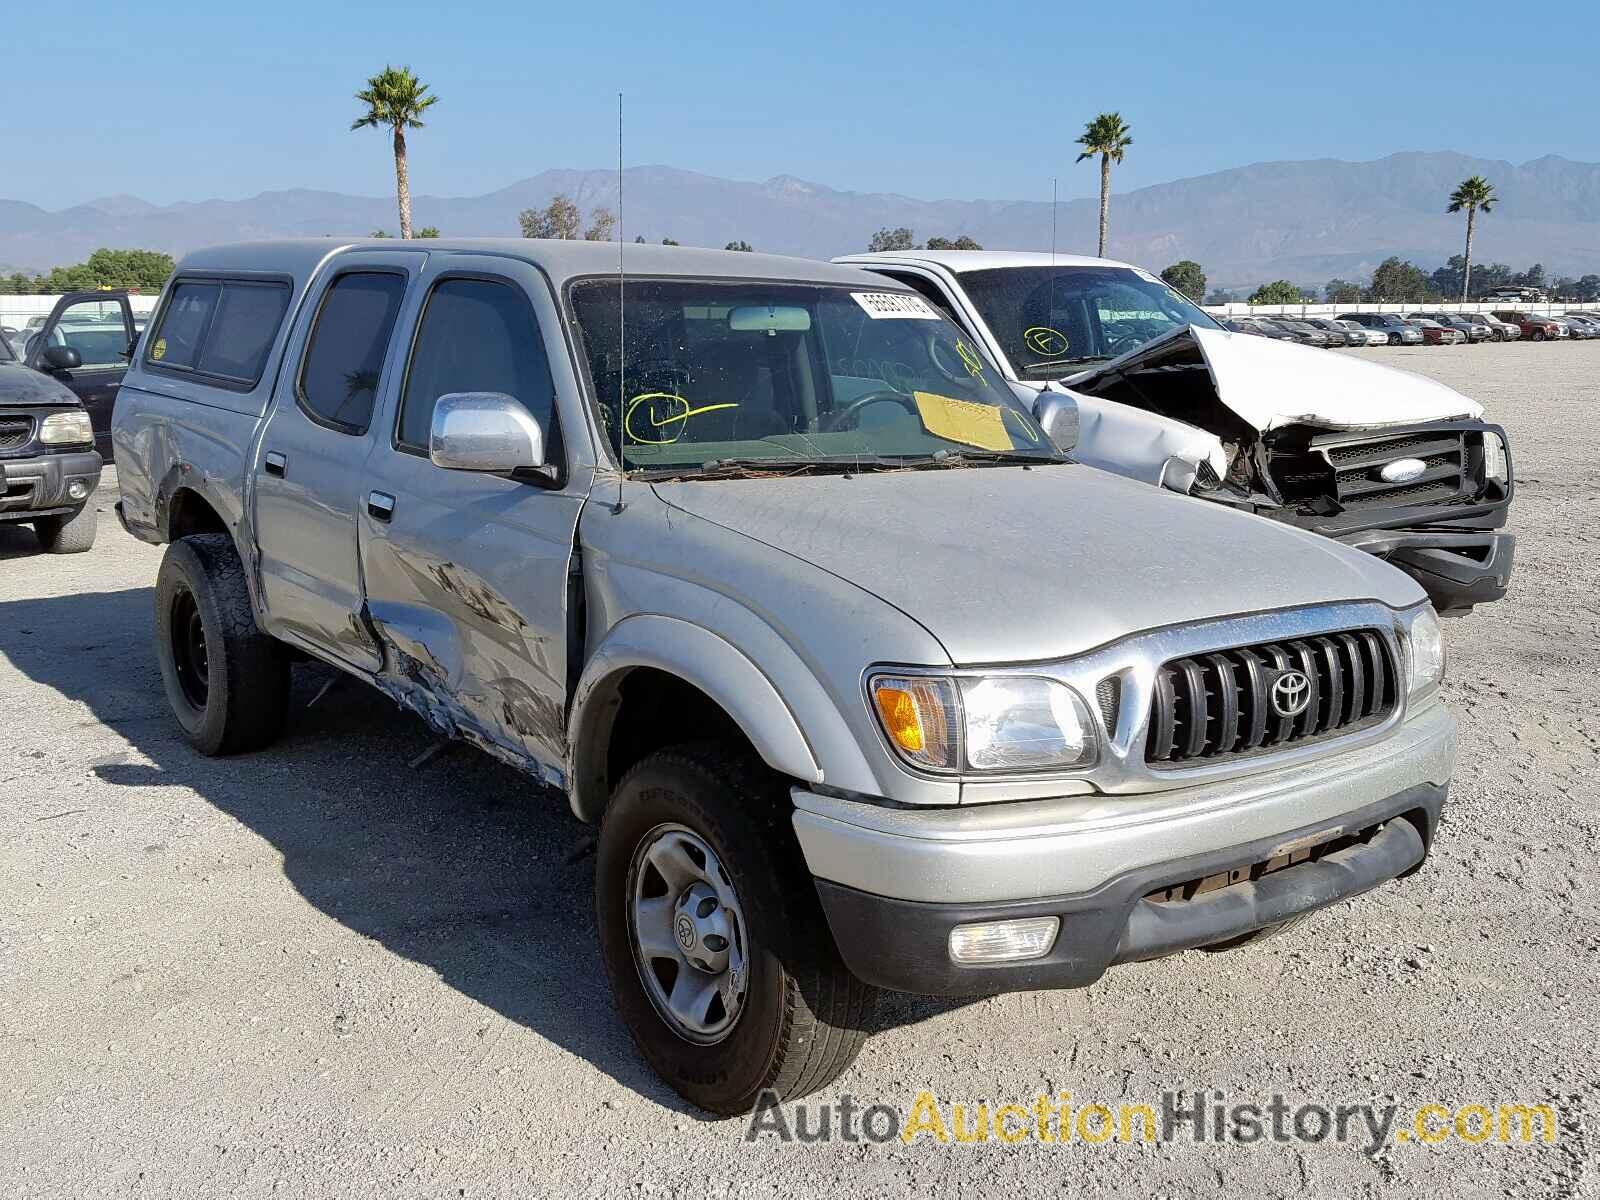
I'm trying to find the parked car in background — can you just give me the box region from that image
[1549,317,1582,339]
[841,250,1515,612]
[1406,319,1462,346]
[18,290,137,459]
[1484,286,1547,304]
[1231,317,1298,341]
[1479,313,1520,341]
[1491,310,1560,341]
[0,322,101,552]
[114,238,1464,1113]
[1338,313,1425,345]
[1409,313,1489,344]
[1299,316,1365,346]
[1335,319,1388,347]
[1265,317,1333,348]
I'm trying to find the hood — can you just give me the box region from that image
[0,361,80,407]
[653,465,1422,665]
[1065,324,1482,432]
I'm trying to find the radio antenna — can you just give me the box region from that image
[1050,176,1058,269]
[613,91,626,514]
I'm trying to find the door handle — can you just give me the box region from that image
[367,491,396,522]
[264,451,286,477]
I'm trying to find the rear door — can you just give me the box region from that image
[25,291,135,457]
[358,254,585,777]
[253,252,425,670]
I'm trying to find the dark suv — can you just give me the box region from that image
[0,328,101,551]
[18,290,139,460]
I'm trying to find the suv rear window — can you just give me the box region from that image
[146,278,290,386]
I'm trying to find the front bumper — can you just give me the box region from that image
[795,703,1455,995]
[0,449,102,521]
[1341,526,1514,613]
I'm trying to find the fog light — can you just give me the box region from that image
[67,480,90,501]
[948,916,1059,964]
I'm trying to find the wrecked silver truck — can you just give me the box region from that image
[840,251,1514,613]
[115,240,1457,1114]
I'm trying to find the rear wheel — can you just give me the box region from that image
[596,744,875,1115]
[33,505,97,553]
[155,534,290,755]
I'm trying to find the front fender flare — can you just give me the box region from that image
[566,615,824,821]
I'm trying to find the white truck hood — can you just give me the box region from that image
[1062,324,1483,433]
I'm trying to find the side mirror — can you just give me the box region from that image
[43,345,82,371]
[1033,390,1079,454]
[429,391,545,473]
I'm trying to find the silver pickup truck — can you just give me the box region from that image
[115,239,1456,1115]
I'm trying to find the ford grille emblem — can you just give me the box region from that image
[1378,457,1427,484]
[1271,670,1312,718]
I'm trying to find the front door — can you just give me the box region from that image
[358,255,585,780]
[25,292,135,458]
[253,253,425,671]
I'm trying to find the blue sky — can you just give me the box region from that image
[14,0,1598,209]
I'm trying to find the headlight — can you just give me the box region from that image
[1482,431,1509,483]
[39,411,94,446]
[869,673,1096,774]
[1402,605,1445,700]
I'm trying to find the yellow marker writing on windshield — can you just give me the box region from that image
[624,392,740,445]
[1023,326,1070,358]
[955,339,985,378]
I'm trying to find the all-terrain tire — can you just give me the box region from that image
[33,505,97,553]
[155,533,290,755]
[596,743,876,1115]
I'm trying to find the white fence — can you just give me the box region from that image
[0,294,160,327]
[1202,300,1590,319]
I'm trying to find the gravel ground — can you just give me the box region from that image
[2,341,1597,1198]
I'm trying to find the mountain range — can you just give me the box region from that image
[4,152,1599,289]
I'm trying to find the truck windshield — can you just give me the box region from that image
[956,266,1222,381]
[568,278,1062,474]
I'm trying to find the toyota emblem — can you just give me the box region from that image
[1271,669,1312,718]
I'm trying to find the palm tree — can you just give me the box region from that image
[351,66,438,240]
[1076,113,1133,257]
[1447,176,1498,301]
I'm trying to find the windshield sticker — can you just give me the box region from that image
[624,392,739,445]
[849,292,940,320]
[912,391,1013,452]
[1023,326,1070,358]
[150,337,168,361]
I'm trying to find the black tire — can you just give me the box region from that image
[155,533,290,756]
[1387,333,1400,345]
[1532,329,1546,342]
[33,505,97,553]
[596,744,875,1115]
[1199,912,1309,952]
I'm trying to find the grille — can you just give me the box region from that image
[0,416,32,451]
[1322,431,1469,510]
[1144,629,1398,765]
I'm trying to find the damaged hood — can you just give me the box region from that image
[653,466,1423,665]
[1065,324,1483,432]
[0,362,79,407]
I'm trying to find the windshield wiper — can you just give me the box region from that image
[635,455,906,480]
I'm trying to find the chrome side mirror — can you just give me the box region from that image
[1033,390,1079,454]
[429,392,545,473]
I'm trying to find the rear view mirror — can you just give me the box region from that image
[1033,390,1079,454]
[429,392,545,473]
[728,305,811,333]
[43,345,82,371]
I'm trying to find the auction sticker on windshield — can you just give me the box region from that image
[913,391,1012,451]
[851,292,940,319]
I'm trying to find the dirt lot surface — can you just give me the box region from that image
[3,341,1597,1198]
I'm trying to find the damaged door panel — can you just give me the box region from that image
[356,257,584,785]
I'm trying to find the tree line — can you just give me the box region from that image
[1,248,175,295]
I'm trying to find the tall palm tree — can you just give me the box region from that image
[351,66,438,240]
[1447,176,1498,301]
[1076,113,1133,257]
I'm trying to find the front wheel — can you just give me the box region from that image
[1532,329,1546,342]
[155,534,290,755]
[596,745,875,1115]
[33,505,97,553]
